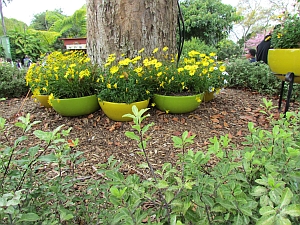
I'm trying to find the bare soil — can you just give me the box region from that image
[0,88,298,176]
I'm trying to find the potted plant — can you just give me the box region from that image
[269,12,300,79]
[148,49,227,113]
[26,51,100,116]
[269,10,300,112]
[26,60,52,108]
[96,49,153,121]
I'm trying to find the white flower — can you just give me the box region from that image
[224,79,228,84]
[222,71,229,76]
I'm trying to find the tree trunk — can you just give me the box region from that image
[86,0,178,65]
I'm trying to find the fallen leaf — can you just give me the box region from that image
[223,121,229,127]
[211,114,223,119]
[236,130,242,136]
[173,131,181,136]
[68,139,75,147]
[239,115,256,122]
[211,118,219,123]
[228,133,233,139]
[172,117,179,122]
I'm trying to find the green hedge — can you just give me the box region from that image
[0,63,28,98]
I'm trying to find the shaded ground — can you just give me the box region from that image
[1,88,299,176]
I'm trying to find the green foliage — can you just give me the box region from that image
[180,0,241,45]
[8,31,48,62]
[29,9,65,31]
[0,63,28,98]
[49,6,87,38]
[0,18,28,36]
[226,58,280,95]
[216,39,243,60]
[1,101,300,224]
[27,29,61,49]
[272,13,300,49]
[0,114,84,224]
[181,37,217,58]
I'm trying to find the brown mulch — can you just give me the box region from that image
[0,88,298,177]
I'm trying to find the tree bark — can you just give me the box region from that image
[86,0,178,65]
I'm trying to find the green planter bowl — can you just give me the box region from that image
[51,95,100,117]
[98,99,150,122]
[153,93,204,114]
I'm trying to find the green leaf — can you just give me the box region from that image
[124,131,139,141]
[280,188,293,208]
[281,204,300,217]
[256,215,276,225]
[276,215,291,225]
[239,206,253,216]
[157,180,169,189]
[170,214,177,225]
[259,206,276,216]
[184,182,195,190]
[252,186,268,197]
[59,208,74,221]
[33,130,53,142]
[18,213,40,222]
[38,154,57,163]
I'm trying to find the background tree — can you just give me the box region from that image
[0,0,13,35]
[30,9,65,31]
[233,0,298,49]
[8,31,48,62]
[180,0,240,46]
[0,18,27,35]
[86,0,178,65]
[49,6,86,38]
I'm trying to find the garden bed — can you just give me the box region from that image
[1,88,297,177]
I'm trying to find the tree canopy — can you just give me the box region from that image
[180,0,241,46]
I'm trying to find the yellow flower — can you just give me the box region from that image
[119,58,131,66]
[209,52,216,57]
[196,96,202,103]
[202,69,208,74]
[188,50,200,58]
[134,66,143,73]
[163,46,169,51]
[48,93,54,106]
[277,33,282,39]
[138,48,145,53]
[151,102,156,107]
[155,62,162,69]
[153,48,159,53]
[157,72,162,77]
[203,61,209,67]
[110,66,119,74]
[113,83,118,89]
[107,83,112,89]
[219,65,226,72]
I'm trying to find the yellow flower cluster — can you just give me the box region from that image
[26,51,97,100]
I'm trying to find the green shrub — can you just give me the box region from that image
[1,102,300,224]
[226,58,281,95]
[216,39,243,60]
[0,64,28,98]
[181,37,217,58]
